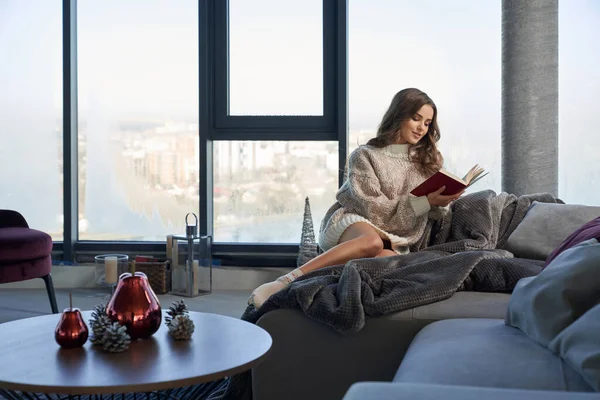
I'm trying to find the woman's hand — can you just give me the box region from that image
[427,186,464,207]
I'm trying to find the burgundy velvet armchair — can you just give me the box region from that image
[0,210,58,313]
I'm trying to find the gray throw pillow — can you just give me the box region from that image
[549,302,600,391]
[504,202,600,260]
[505,238,600,348]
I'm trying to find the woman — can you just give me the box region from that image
[248,88,463,309]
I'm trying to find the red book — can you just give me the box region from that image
[410,164,488,197]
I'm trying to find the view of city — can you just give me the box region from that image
[1,0,598,244]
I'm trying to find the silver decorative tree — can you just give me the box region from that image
[300,197,316,244]
[297,197,319,267]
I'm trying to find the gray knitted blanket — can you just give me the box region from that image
[215,190,562,400]
[242,190,559,331]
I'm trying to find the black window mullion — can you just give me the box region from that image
[213,0,229,128]
[60,0,78,262]
[199,0,216,237]
[213,117,333,136]
[209,130,337,141]
[323,0,337,133]
[335,0,349,187]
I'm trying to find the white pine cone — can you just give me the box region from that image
[168,314,195,340]
[91,303,107,319]
[89,314,112,345]
[166,300,189,325]
[101,322,131,353]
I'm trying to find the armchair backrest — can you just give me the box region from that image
[0,210,29,228]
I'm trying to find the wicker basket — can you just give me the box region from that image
[130,259,171,294]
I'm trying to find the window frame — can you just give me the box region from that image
[211,0,339,140]
[57,0,348,267]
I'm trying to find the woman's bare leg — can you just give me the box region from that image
[248,222,384,308]
[375,249,397,258]
[297,222,384,275]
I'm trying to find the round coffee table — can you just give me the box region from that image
[0,310,271,399]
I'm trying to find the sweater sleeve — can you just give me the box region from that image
[428,205,450,221]
[336,150,431,230]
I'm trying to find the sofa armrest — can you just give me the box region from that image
[0,210,29,228]
[253,309,430,400]
[343,382,599,400]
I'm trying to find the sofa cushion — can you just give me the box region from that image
[504,202,600,260]
[394,318,592,392]
[550,302,600,391]
[506,238,600,391]
[505,239,600,348]
[343,382,600,400]
[389,291,510,321]
[544,216,600,268]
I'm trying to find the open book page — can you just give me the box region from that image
[439,169,466,184]
[442,164,488,188]
[462,164,486,184]
[465,170,489,188]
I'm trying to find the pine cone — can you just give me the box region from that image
[89,314,112,345]
[91,303,107,320]
[89,303,111,345]
[101,322,131,353]
[168,314,195,340]
[165,300,189,325]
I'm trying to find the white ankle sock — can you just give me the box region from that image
[276,268,305,285]
[248,268,306,309]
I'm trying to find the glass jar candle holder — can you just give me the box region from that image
[95,254,129,299]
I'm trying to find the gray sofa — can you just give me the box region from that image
[251,204,600,400]
[254,291,598,400]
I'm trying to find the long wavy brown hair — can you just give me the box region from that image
[366,88,443,176]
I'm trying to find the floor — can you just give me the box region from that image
[0,288,252,324]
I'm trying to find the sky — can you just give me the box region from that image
[1,0,598,123]
[0,0,598,237]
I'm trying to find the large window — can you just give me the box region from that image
[559,0,600,206]
[0,1,63,240]
[213,141,338,242]
[77,0,199,240]
[348,0,501,194]
[7,0,592,266]
[228,0,323,116]
[209,0,339,246]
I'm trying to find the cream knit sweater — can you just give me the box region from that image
[319,143,445,254]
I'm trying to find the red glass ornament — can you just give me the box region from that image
[106,272,162,340]
[55,308,89,349]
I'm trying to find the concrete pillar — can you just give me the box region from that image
[502,0,558,196]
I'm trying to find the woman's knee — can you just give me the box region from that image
[338,222,384,257]
[358,234,384,258]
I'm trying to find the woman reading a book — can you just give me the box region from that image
[248,88,464,309]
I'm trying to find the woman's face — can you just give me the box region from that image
[397,104,434,145]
